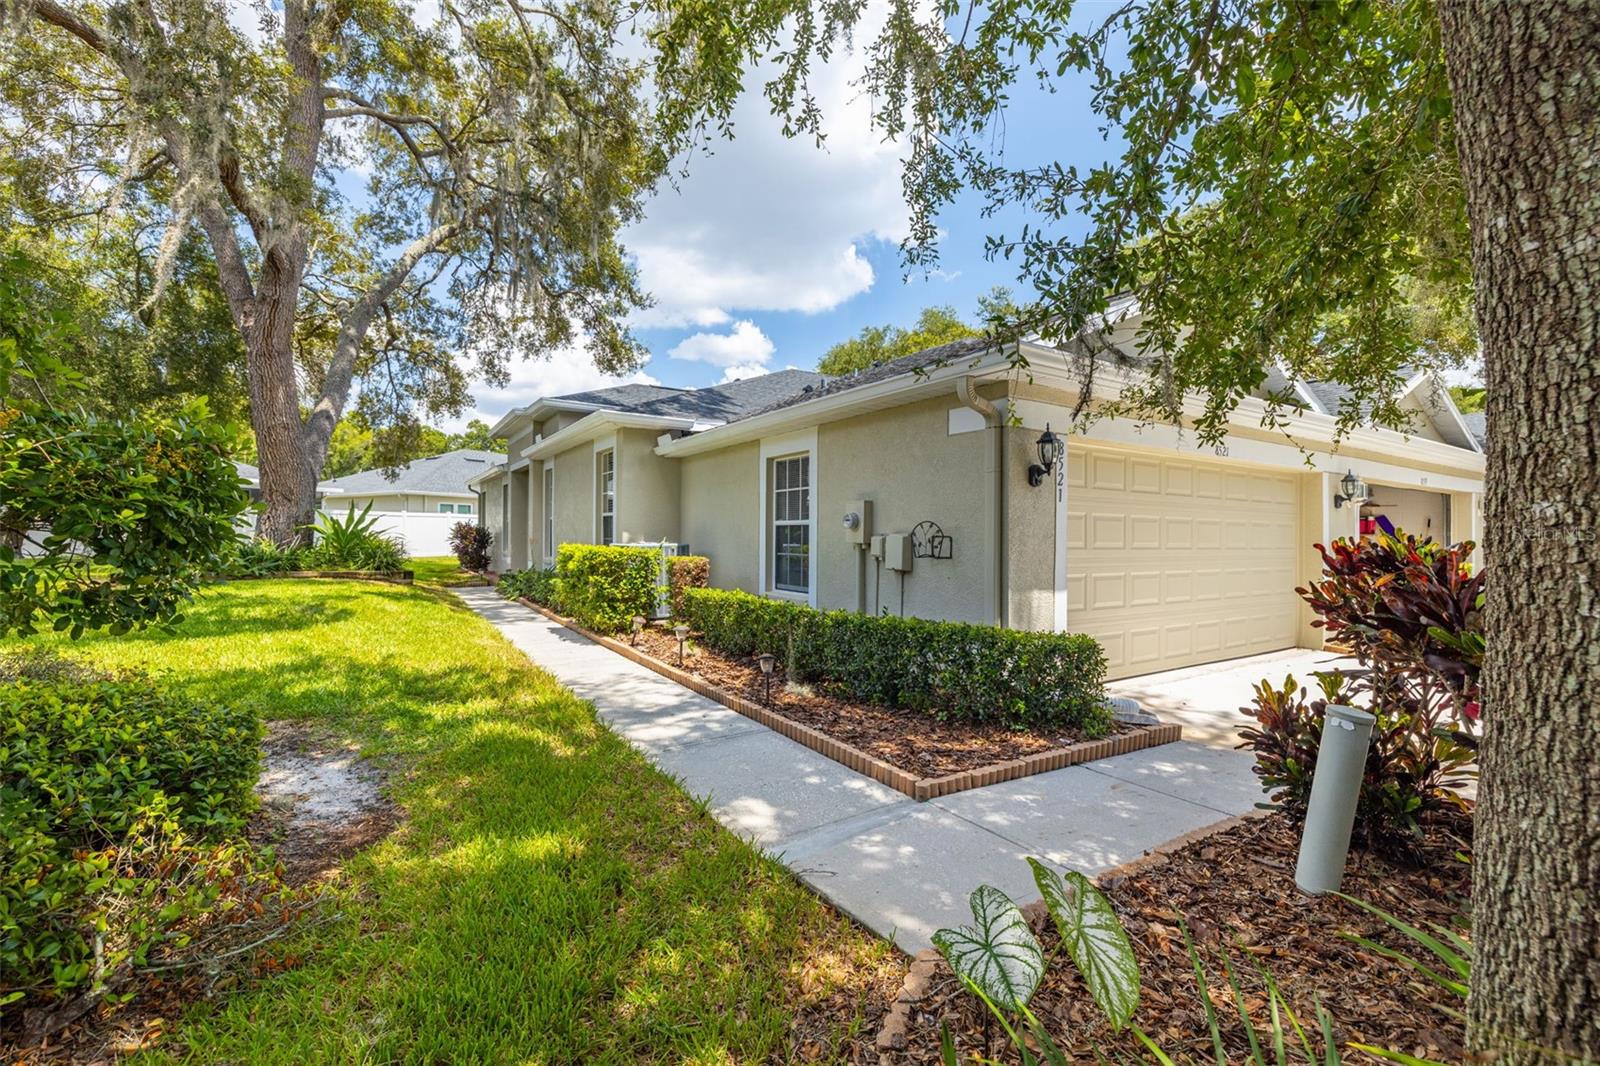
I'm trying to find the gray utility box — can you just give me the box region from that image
[883,533,913,572]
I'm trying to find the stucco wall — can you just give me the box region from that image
[504,429,535,461]
[552,445,592,548]
[679,441,759,592]
[816,397,991,623]
[617,427,681,544]
[1004,422,1057,632]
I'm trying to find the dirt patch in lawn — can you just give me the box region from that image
[875,809,1474,1063]
[251,721,398,883]
[629,627,1134,779]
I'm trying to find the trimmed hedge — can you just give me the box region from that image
[1,662,264,997]
[680,588,1110,732]
[498,566,561,611]
[551,544,660,634]
[666,555,710,618]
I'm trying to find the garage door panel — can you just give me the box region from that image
[1068,446,1301,679]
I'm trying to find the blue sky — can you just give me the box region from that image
[456,8,1113,428]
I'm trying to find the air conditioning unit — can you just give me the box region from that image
[638,541,692,618]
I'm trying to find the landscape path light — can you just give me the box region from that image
[631,615,645,646]
[674,623,690,668]
[757,652,778,704]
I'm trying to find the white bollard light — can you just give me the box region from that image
[1294,703,1377,895]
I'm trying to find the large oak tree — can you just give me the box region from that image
[1,0,744,541]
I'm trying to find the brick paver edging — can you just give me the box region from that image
[511,596,1183,803]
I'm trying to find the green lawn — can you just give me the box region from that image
[407,554,488,586]
[8,578,895,1062]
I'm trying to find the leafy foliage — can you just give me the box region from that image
[817,291,1020,375]
[223,537,303,578]
[301,504,409,572]
[665,555,709,618]
[679,588,1109,731]
[1028,859,1138,1031]
[550,545,660,634]
[497,566,561,612]
[1239,534,1483,854]
[0,269,249,637]
[932,885,1045,1014]
[0,661,266,1003]
[447,522,493,572]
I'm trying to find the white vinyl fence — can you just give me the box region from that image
[317,509,463,558]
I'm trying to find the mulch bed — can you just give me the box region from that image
[629,626,1134,779]
[876,809,1474,1064]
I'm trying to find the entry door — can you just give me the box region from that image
[1066,446,1301,679]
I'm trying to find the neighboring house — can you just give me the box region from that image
[318,449,502,515]
[474,317,1484,680]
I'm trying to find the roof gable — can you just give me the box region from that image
[318,448,506,496]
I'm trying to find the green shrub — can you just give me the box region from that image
[225,536,303,577]
[666,555,710,618]
[679,588,1109,732]
[301,504,410,572]
[497,566,560,611]
[553,544,660,634]
[1,669,264,998]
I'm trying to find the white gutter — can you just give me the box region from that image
[955,377,1007,628]
[522,409,711,462]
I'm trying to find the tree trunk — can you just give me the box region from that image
[1438,3,1600,1061]
[248,241,321,546]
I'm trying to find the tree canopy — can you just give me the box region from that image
[817,288,1021,375]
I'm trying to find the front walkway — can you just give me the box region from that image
[457,588,1281,953]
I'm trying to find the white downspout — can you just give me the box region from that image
[956,377,1007,628]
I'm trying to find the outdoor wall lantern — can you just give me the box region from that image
[1333,469,1369,509]
[673,623,690,667]
[631,615,646,646]
[1028,423,1064,488]
[756,652,778,704]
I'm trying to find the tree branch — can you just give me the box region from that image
[30,0,106,52]
[306,220,464,454]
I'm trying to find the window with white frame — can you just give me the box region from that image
[458,502,473,515]
[770,455,810,593]
[597,449,615,545]
[543,467,554,559]
[437,503,455,514]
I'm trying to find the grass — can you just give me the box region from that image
[407,554,488,586]
[5,579,897,1062]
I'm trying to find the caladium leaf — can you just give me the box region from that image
[932,885,1044,1013]
[1029,858,1140,1030]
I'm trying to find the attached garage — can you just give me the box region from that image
[1064,445,1302,680]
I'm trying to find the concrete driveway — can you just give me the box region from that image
[1108,647,1354,748]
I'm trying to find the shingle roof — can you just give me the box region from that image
[545,369,829,423]
[744,339,994,419]
[1459,411,1486,447]
[318,449,505,496]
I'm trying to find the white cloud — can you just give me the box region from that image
[438,341,660,433]
[718,363,770,383]
[667,320,776,369]
[623,9,910,329]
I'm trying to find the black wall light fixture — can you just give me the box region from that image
[1028,423,1064,488]
[1333,469,1369,509]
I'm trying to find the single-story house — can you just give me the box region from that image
[471,320,1484,680]
[318,449,503,515]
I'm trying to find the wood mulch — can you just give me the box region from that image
[628,626,1131,778]
[876,809,1474,1064]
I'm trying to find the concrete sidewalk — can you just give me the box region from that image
[457,588,1269,953]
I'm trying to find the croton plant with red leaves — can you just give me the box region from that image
[1239,532,1485,856]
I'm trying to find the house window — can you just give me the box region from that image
[771,455,810,593]
[458,503,473,515]
[598,449,615,545]
[543,467,555,560]
[437,503,454,514]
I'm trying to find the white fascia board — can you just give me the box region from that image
[488,397,621,439]
[1018,350,1486,477]
[1424,375,1485,454]
[465,465,507,488]
[522,410,697,461]
[655,348,1015,458]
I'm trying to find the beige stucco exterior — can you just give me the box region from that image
[331,492,475,514]
[680,441,760,592]
[477,354,1485,679]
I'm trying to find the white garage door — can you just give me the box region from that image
[1065,446,1302,679]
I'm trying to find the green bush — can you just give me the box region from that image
[553,544,660,634]
[666,555,710,618]
[225,536,303,577]
[301,504,409,571]
[679,588,1109,732]
[1,666,264,998]
[497,566,560,611]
